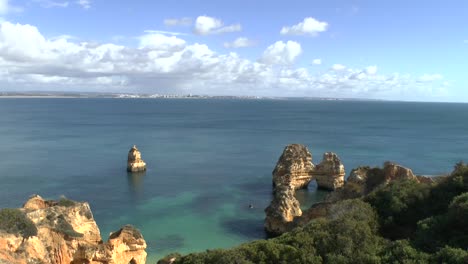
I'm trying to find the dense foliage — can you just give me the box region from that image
[0,208,37,238]
[159,162,468,264]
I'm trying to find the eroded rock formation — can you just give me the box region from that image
[264,185,302,235]
[0,195,147,264]
[266,145,430,236]
[127,145,147,172]
[330,162,422,202]
[383,161,416,183]
[266,146,346,235]
[312,152,345,190]
[272,144,315,190]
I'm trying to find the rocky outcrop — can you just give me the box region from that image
[127,145,147,172]
[383,161,416,183]
[264,185,302,235]
[294,202,332,227]
[312,152,345,190]
[272,144,315,190]
[329,162,422,202]
[0,195,147,264]
[266,146,346,235]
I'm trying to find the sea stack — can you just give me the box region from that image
[272,144,315,190]
[127,145,147,172]
[312,152,345,191]
[264,185,302,235]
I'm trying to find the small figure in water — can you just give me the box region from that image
[249,203,254,209]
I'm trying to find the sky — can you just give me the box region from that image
[0,0,467,101]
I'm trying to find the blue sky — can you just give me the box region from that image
[0,0,467,101]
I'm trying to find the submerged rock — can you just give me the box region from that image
[312,152,345,191]
[127,145,147,172]
[264,185,302,236]
[0,195,147,264]
[272,144,315,190]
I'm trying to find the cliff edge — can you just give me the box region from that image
[0,195,147,264]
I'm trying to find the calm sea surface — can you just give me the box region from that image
[0,98,467,260]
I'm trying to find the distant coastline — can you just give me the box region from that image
[0,91,384,101]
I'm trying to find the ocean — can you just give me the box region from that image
[0,98,467,261]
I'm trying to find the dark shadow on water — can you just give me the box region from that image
[188,192,228,215]
[221,218,268,240]
[147,234,185,252]
[127,171,146,197]
[295,181,329,210]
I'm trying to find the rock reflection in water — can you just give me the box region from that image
[127,171,146,197]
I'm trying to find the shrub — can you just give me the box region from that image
[415,193,468,251]
[0,208,37,238]
[365,179,431,239]
[431,246,468,264]
[53,215,83,238]
[380,240,429,263]
[57,197,76,207]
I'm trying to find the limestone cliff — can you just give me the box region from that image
[0,195,147,264]
[127,145,147,172]
[264,185,302,235]
[312,152,345,190]
[272,144,315,190]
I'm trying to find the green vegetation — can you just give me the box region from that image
[161,162,468,264]
[57,197,77,207]
[0,208,37,238]
[52,215,83,238]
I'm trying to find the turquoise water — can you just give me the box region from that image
[0,98,467,261]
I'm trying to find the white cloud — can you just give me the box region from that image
[419,74,443,82]
[0,20,449,100]
[312,59,322,65]
[224,37,255,48]
[139,33,186,51]
[34,0,69,8]
[144,30,188,36]
[76,0,90,9]
[280,17,328,36]
[365,65,377,75]
[332,64,346,71]
[259,41,302,65]
[164,17,192,27]
[194,16,241,35]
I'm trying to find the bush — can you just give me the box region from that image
[0,208,37,238]
[57,197,76,207]
[380,240,429,263]
[173,199,382,264]
[431,246,468,264]
[415,193,468,251]
[52,215,83,238]
[365,179,431,239]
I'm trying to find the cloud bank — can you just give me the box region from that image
[0,21,448,100]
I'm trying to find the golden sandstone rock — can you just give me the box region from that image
[0,195,147,264]
[266,147,431,236]
[272,144,315,190]
[264,185,302,235]
[127,145,147,172]
[266,145,346,235]
[312,152,346,191]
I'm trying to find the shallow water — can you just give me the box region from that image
[0,98,467,260]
